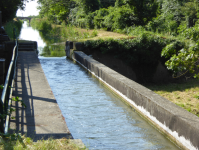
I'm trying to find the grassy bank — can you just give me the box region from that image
[0,135,86,150]
[30,18,129,42]
[146,79,199,117]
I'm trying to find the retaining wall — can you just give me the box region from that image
[65,41,199,150]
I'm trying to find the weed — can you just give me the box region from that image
[91,30,98,37]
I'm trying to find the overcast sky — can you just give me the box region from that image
[16,0,39,17]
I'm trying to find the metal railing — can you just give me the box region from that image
[0,33,18,134]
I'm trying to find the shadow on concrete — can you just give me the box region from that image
[9,52,73,141]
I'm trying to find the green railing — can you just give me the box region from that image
[0,31,18,134]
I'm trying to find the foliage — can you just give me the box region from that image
[123,0,159,25]
[74,0,100,13]
[83,34,174,82]
[31,18,52,32]
[147,0,199,34]
[104,5,138,31]
[179,24,199,42]
[162,41,199,78]
[4,20,23,39]
[37,0,74,24]
[0,0,30,23]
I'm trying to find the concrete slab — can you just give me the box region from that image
[9,51,73,141]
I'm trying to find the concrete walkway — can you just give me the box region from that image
[9,51,73,141]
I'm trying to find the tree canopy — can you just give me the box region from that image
[0,0,31,23]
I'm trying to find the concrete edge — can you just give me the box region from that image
[65,45,199,150]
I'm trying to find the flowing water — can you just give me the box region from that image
[19,22,179,150]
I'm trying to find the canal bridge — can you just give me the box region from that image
[16,17,33,26]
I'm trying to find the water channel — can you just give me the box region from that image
[19,22,179,150]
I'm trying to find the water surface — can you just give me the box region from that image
[39,57,179,150]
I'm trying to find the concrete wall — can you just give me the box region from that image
[65,41,199,150]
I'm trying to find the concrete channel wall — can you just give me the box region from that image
[66,41,199,150]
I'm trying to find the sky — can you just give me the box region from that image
[16,0,40,17]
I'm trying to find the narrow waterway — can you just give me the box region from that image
[19,22,179,150]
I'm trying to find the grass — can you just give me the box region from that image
[146,79,199,117]
[66,28,130,42]
[0,135,86,150]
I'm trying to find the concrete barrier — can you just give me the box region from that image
[65,41,199,150]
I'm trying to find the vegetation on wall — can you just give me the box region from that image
[83,34,186,82]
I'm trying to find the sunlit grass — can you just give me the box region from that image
[146,79,199,117]
[0,136,86,150]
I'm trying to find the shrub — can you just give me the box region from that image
[83,34,177,82]
[4,20,23,39]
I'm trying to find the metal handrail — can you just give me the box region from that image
[0,37,18,133]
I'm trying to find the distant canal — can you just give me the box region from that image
[19,22,179,150]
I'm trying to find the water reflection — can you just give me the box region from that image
[19,22,46,54]
[41,44,65,57]
[19,22,65,57]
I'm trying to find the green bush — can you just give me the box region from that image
[4,20,23,39]
[180,24,199,42]
[83,34,179,82]
[31,18,52,32]
[69,5,139,31]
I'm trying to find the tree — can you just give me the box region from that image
[122,0,159,25]
[0,0,31,23]
[74,0,100,14]
[37,0,74,23]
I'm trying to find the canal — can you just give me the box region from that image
[19,22,179,150]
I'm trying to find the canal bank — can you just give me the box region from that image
[66,41,199,150]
